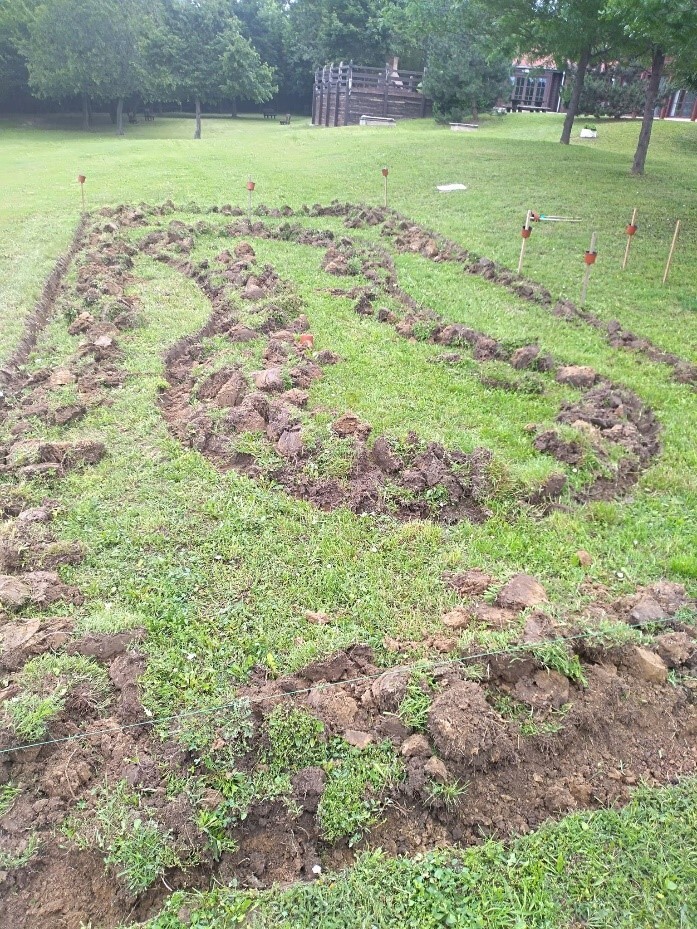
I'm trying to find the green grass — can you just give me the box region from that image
[62,780,190,894]
[1,112,696,925]
[142,779,697,929]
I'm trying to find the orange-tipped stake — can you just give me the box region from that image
[517,210,532,275]
[77,174,86,212]
[580,231,598,305]
[622,208,638,270]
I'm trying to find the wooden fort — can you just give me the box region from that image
[312,58,432,127]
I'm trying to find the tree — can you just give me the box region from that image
[576,64,647,118]
[21,0,151,133]
[162,0,276,138]
[386,0,511,120]
[421,33,510,121]
[498,0,626,143]
[604,0,697,174]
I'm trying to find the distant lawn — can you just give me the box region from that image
[1,112,695,365]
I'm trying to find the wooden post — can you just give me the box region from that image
[662,220,681,284]
[517,210,532,274]
[77,175,86,212]
[621,208,638,270]
[382,167,389,207]
[580,231,598,305]
[247,178,255,218]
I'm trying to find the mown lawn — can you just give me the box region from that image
[1,111,696,927]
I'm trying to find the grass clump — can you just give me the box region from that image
[0,783,21,817]
[3,693,64,741]
[263,704,327,777]
[0,833,40,871]
[20,652,112,710]
[174,694,253,773]
[318,739,403,845]
[63,780,190,894]
[398,670,437,731]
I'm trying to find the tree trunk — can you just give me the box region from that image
[471,100,478,121]
[194,97,202,139]
[81,92,91,131]
[631,47,665,176]
[560,45,591,144]
[116,97,124,136]
[230,98,238,118]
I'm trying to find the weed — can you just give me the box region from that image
[318,739,403,845]
[398,672,437,731]
[63,781,190,894]
[174,695,253,773]
[527,641,588,686]
[263,704,326,777]
[20,653,111,711]
[0,833,40,870]
[195,805,239,861]
[0,783,21,817]
[3,693,64,740]
[424,778,468,809]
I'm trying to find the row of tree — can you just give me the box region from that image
[0,0,695,172]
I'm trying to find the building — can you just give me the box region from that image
[662,87,697,120]
[510,60,565,112]
[312,59,431,127]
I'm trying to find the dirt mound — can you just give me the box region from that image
[158,244,494,524]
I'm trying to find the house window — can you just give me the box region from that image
[534,78,546,107]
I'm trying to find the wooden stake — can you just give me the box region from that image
[580,231,598,306]
[621,207,637,270]
[384,173,388,208]
[517,209,532,275]
[662,220,681,284]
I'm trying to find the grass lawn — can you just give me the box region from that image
[0,110,696,927]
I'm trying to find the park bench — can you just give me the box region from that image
[263,107,276,119]
[279,113,291,125]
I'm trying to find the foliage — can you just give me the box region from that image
[161,0,275,134]
[0,833,40,870]
[398,670,436,731]
[577,68,647,118]
[390,0,511,120]
[0,783,21,818]
[21,0,157,126]
[63,780,188,893]
[3,692,64,741]
[317,739,403,844]
[144,780,697,928]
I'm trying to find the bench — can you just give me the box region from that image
[359,115,395,127]
[279,113,291,125]
[263,108,276,120]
